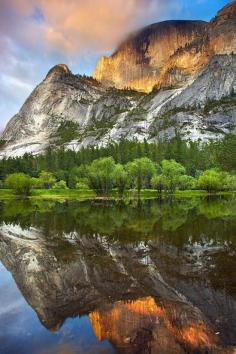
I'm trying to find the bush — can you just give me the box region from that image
[38,171,56,189]
[52,180,68,189]
[197,169,223,192]
[178,175,196,190]
[5,173,34,196]
[75,178,90,190]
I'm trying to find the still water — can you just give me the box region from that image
[0,196,235,354]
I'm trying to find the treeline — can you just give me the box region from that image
[1,135,236,196]
[0,135,236,180]
[3,156,236,196]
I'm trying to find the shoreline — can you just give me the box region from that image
[0,189,235,201]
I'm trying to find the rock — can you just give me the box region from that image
[93,20,208,92]
[0,3,236,158]
[93,1,236,93]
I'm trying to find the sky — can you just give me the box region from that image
[0,0,231,131]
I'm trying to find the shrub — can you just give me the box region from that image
[75,178,90,190]
[52,180,68,189]
[197,169,223,192]
[5,173,34,196]
[38,171,56,189]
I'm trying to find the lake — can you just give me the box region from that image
[0,196,235,354]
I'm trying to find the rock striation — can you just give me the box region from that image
[93,20,208,92]
[0,2,236,158]
[93,1,236,93]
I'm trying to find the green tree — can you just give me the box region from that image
[75,178,90,190]
[216,135,236,172]
[88,157,116,195]
[38,171,56,189]
[127,158,156,196]
[114,164,128,198]
[52,180,68,189]
[5,173,34,196]
[197,169,223,192]
[178,175,195,190]
[151,174,166,193]
[161,159,186,192]
[224,174,236,191]
[68,165,89,188]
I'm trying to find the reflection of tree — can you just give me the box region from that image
[0,196,236,348]
[198,197,236,219]
[0,196,236,246]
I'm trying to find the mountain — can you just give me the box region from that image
[93,20,208,92]
[0,2,236,158]
[93,1,236,92]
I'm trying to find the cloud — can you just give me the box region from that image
[41,0,179,53]
[4,0,227,130]
[0,0,181,130]
[2,0,180,54]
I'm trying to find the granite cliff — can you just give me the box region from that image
[93,1,236,92]
[0,2,236,158]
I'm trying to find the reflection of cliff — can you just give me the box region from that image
[0,197,236,351]
[89,296,220,354]
[0,218,235,353]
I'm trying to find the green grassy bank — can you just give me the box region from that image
[0,188,235,201]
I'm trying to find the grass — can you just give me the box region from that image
[31,189,96,200]
[0,188,235,201]
[0,189,14,199]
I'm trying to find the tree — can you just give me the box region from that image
[216,135,236,172]
[224,174,236,191]
[127,158,156,196]
[178,175,195,190]
[38,171,56,189]
[151,174,166,193]
[197,169,223,192]
[114,164,128,198]
[161,159,186,192]
[68,165,89,188]
[75,178,90,190]
[52,180,68,189]
[88,157,116,195]
[5,173,34,196]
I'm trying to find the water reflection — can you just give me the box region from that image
[0,196,235,353]
[89,296,220,353]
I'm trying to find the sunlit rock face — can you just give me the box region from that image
[93,2,236,93]
[93,20,208,92]
[209,1,236,55]
[0,2,236,158]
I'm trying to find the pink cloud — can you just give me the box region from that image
[1,0,179,55]
[0,0,180,130]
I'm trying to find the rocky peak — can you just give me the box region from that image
[214,1,236,22]
[45,64,72,81]
[93,2,236,92]
[93,20,208,92]
[0,3,236,158]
